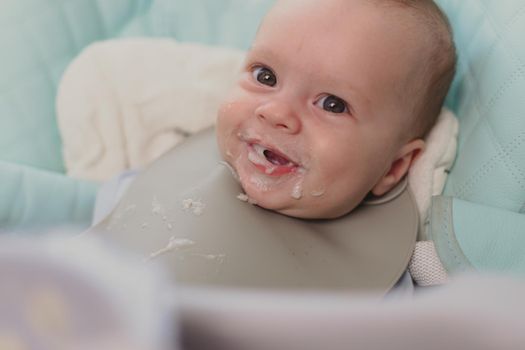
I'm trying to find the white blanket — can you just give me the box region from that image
[57,38,245,181]
[57,38,458,285]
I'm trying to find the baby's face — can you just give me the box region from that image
[217,0,423,218]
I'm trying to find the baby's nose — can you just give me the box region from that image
[255,102,301,134]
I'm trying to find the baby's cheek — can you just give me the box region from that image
[216,102,239,137]
[216,102,232,124]
[218,100,235,115]
[217,98,248,126]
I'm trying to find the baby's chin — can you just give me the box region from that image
[224,146,360,219]
[239,176,358,220]
[238,175,296,211]
[228,148,303,209]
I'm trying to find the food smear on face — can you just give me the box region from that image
[248,143,299,177]
[265,165,277,175]
[237,193,249,202]
[244,140,308,194]
[310,189,325,197]
[248,173,273,191]
[291,180,303,200]
[237,193,258,205]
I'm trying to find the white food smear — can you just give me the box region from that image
[146,237,196,261]
[248,150,266,166]
[237,193,257,205]
[291,169,307,200]
[181,199,192,209]
[182,198,205,216]
[151,196,164,215]
[291,181,303,200]
[265,166,276,175]
[193,253,226,264]
[310,189,325,197]
[237,193,249,202]
[249,174,271,191]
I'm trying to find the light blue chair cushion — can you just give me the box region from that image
[430,196,525,276]
[0,0,152,230]
[0,160,97,232]
[429,0,525,274]
[0,0,273,230]
[0,0,153,171]
[119,0,275,49]
[1,0,524,274]
[437,0,525,213]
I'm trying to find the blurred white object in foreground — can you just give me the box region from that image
[0,232,177,350]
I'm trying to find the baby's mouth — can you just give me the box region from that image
[248,143,300,176]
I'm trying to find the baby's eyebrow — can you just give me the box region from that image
[319,76,370,110]
[245,46,283,66]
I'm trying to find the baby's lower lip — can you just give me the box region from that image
[254,163,296,176]
[247,144,298,177]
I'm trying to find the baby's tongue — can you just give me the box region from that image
[264,150,291,166]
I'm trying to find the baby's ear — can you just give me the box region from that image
[371,139,425,196]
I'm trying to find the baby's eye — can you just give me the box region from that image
[252,66,277,87]
[316,95,349,114]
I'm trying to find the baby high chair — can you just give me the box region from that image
[1,0,524,349]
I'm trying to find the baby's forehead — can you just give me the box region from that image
[261,1,430,72]
[261,0,453,134]
[266,0,429,46]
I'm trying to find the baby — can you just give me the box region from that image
[216,0,456,219]
[85,0,457,292]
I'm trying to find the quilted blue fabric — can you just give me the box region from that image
[0,0,273,230]
[119,0,275,49]
[430,196,525,275]
[0,0,153,171]
[0,0,154,230]
[427,0,525,274]
[2,0,524,248]
[0,160,97,232]
[436,0,525,214]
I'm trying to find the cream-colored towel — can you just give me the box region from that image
[57,38,458,286]
[408,109,459,285]
[409,109,459,236]
[57,38,245,181]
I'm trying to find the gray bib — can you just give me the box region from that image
[91,129,418,294]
